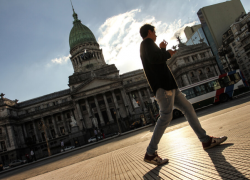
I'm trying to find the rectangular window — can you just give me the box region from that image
[99,100,105,105]
[0,128,2,135]
[192,55,198,60]
[57,116,61,121]
[66,113,71,118]
[194,85,206,96]
[107,98,112,103]
[82,106,86,110]
[182,88,196,99]
[116,96,121,101]
[48,119,52,124]
[208,80,221,90]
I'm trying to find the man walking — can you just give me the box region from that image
[30,149,36,161]
[61,140,64,152]
[94,128,98,142]
[139,24,227,165]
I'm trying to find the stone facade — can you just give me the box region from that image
[168,42,220,88]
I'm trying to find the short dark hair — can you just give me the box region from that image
[140,24,155,38]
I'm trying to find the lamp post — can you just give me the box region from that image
[114,111,121,134]
[38,120,51,156]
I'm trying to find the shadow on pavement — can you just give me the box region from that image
[143,165,164,180]
[206,143,247,180]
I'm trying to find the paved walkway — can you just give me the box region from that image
[28,104,250,180]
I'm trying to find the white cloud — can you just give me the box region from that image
[47,54,71,67]
[98,9,197,74]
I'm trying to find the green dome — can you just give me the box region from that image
[69,11,97,51]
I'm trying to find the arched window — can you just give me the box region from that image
[198,70,203,75]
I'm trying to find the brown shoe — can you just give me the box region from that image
[144,151,169,165]
[202,136,227,150]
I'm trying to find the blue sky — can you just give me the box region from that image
[1,0,250,102]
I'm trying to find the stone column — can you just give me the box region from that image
[182,74,189,86]
[7,125,17,149]
[61,112,69,134]
[77,56,81,64]
[111,91,119,109]
[85,99,92,118]
[125,92,133,114]
[45,118,53,139]
[102,93,114,123]
[51,115,59,137]
[129,92,134,109]
[32,120,39,142]
[186,73,192,84]
[120,88,130,117]
[196,71,200,81]
[4,126,11,148]
[17,125,25,145]
[75,101,85,128]
[94,96,105,126]
[189,56,193,62]
[41,118,49,142]
[111,90,121,119]
[197,54,201,60]
[22,123,28,138]
[146,88,151,98]
[137,89,145,109]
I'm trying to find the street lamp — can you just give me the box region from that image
[114,111,121,134]
[38,121,51,156]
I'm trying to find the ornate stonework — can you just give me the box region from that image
[168,42,220,87]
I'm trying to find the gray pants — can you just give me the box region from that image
[147,88,210,155]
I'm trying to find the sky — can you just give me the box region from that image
[1,0,250,102]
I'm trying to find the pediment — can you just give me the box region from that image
[71,77,122,94]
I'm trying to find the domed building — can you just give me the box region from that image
[0,8,152,164]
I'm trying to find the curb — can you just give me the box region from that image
[0,123,154,174]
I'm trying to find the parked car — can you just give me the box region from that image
[130,120,141,129]
[0,163,3,171]
[3,165,10,170]
[61,146,75,152]
[9,160,26,168]
[88,136,102,143]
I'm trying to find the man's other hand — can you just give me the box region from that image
[168,50,176,56]
[159,40,168,49]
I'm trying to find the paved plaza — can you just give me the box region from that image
[26,100,250,180]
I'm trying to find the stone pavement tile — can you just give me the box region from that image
[27,115,250,180]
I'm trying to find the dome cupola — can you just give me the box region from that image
[69,9,97,51]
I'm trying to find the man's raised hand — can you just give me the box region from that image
[159,39,168,49]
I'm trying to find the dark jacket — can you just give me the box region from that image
[140,38,178,95]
